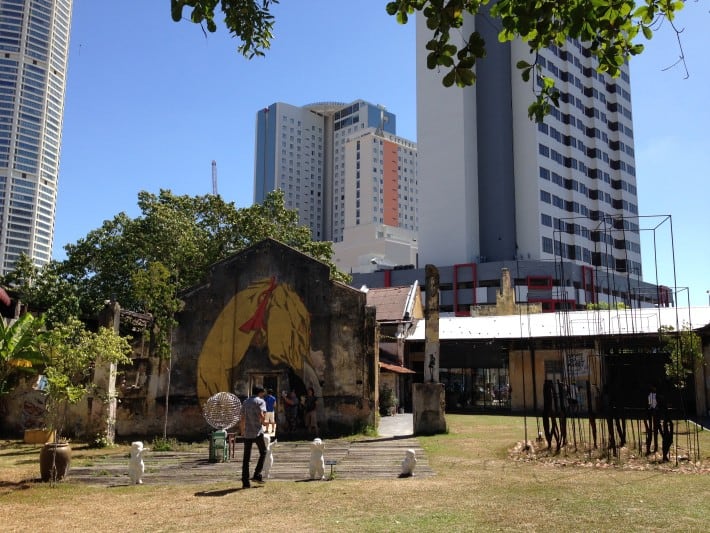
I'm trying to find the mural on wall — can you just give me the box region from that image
[197,277,323,402]
[20,388,47,430]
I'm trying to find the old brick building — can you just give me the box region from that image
[114,239,378,439]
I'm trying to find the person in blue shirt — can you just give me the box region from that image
[239,386,267,488]
[263,389,277,435]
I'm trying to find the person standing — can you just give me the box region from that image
[304,387,318,437]
[264,389,277,435]
[240,386,267,488]
[283,390,299,432]
[645,384,660,454]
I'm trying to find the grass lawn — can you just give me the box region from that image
[1,415,709,532]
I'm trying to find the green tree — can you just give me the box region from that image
[58,189,347,348]
[170,0,685,120]
[659,324,703,390]
[0,313,45,396]
[40,317,132,435]
[1,257,81,329]
[585,302,628,310]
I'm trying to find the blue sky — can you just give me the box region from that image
[55,0,709,307]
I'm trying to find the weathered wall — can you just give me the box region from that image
[115,239,377,439]
[509,348,601,413]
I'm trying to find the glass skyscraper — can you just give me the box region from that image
[0,0,72,274]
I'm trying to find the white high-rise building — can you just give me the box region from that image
[416,13,642,280]
[335,127,418,272]
[0,0,73,274]
[254,100,419,273]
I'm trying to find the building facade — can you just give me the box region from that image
[334,127,418,273]
[353,259,666,315]
[416,12,642,280]
[254,100,418,273]
[0,0,73,274]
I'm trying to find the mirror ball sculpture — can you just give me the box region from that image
[203,392,242,430]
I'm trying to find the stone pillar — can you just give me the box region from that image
[87,300,121,444]
[412,383,447,435]
[413,265,446,435]
[424,264,440,383]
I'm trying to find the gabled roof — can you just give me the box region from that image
[407,307,710,341]
[366,286,412,321]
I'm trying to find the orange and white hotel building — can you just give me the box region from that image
[254,100,418,273]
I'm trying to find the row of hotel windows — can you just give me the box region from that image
[539,122,634,158]
[538,142,636,180]
[537,74,634,130]
[540,166,637,198]
[548,40,631,91]
[361,216,417,229]
[333,102,359,121]
[281,116,322,132]
[541,55,632,105]
[541,236,642,274]
[545,99,634,141]
[540,187,638,217]
[540,214,641,253]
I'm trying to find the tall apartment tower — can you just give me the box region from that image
[254,100,397,243]
[416,13,642,280]
[0,0,73,274]
[334,127,418,272]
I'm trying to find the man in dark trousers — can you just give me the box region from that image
[240,386,267,488]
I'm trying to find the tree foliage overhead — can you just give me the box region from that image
[171,0,278,58]
[1,190,345,359]
[171,0,685,120]
[60,189,346,316]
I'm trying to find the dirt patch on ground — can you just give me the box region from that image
[509,437,710,474]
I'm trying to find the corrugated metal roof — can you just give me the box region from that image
[407,307,710,341]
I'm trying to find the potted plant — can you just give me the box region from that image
[38,317,131,482]
[379,386,398,417]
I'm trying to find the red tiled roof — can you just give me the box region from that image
[379,362,416,374]
[366,286,411,321]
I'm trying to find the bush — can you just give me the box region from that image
[151,436,179,452]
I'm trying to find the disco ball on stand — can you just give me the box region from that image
[203,392,241,463]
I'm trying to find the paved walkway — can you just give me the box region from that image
[68,414,433,486]
[378,412,413,437]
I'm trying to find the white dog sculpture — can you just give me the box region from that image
[129,441,145,484]
[262,433,274,479]
[308,438,325,480]
[400,448,417,477]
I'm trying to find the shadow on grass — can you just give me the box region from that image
[194,487,243,497]
[0,448,41,457]
[0,478,40,494]
[358,434,415,443]
[13,458,39,465]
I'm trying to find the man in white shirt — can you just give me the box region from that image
[240,386,267,488]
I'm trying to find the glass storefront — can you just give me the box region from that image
[441,366,510,412]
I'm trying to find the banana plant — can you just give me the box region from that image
[0,313,45,396]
